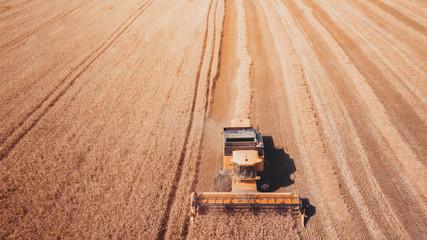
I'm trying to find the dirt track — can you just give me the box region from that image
[1,0,426,239]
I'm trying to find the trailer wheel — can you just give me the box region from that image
[257,177,271,192]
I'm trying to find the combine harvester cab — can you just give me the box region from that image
[190,119,306,227]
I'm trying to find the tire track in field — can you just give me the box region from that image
[380,0,427,25]
[313,0,427,213]
[204,0,222,115]
[245,0,306,236]
[0,0,50,20]
[350,0,427,68]
[300,0,426,198]
[264,0,341,238]
[192,0,221,195]
[156,0,216,239]
[0,0,155,161]
[284,0,426,237]
[281,1,385,237]
[367,0,427,35]
[0,0,93,53]
[179,0,222,238]
[289,0,413,237]
[0,0,36,15]
[318,0,427,112]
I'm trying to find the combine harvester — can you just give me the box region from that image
[190,119,306,227]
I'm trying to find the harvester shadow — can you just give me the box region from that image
[302,198,316,225]
[262,136,296,191]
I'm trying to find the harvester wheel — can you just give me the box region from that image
[214,171,232,192]
[257,176,271,192]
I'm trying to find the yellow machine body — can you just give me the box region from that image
[190,119,305,226]
[224,151,264,171]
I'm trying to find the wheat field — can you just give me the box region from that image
[1,0,426,239]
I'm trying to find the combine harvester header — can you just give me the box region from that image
[190,119,306,226]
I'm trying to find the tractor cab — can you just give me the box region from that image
[231,150,261,192]
[231,150,261,180]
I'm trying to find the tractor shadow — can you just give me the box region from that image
[262,136,296,191]
[302,198,316,225]
[262,136,317,226]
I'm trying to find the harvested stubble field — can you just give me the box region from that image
[0,0,426,239]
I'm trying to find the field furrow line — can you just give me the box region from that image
[286,0,427,237]
[320,0,427,108]
[387,0,427,14]
[350,0,427,71]
[0,0,65,22]
[366,0,427,35]
[336,97,412,238]
[300,0,427,198]
[0,0,155,161]
[0,0,41,15]
[155,1,215,239]
[297,0,414,231]
[314,0,427,197]
[381,0,427,25]
[204,0,222,116]
[233,0,252,120]
[1,0,424,238]
[339,0,427,95]
[277,0,389,238]
[297,0,424,237]
[180,0,225,237]
[0,0,93,53]
[179,2,224,238]
[263,0,340,238]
